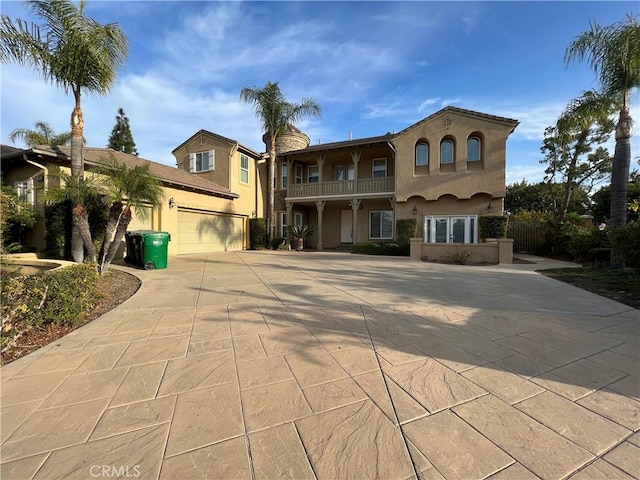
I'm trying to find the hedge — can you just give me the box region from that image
[479,216,508,240]
[249,218,267,249]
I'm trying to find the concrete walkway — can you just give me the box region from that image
[1,251,638,480]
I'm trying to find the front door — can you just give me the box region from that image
[340,210,353,243]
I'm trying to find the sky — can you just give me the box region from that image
[1,0,638,185]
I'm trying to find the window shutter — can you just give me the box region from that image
[209,150,215,171]
[189,153,196,173]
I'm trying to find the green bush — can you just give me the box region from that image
[567,227,610,262]
[611,221,640,271]
[249,218,267,249]
[480,216,508,240]
[351,242,409,256]
[396,218,417,246]
[271,237,286,250]
[1,263,100,329]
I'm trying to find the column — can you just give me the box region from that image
[351,151,360,193]
[315,200,325,251]
[285,202,293,250]
[351,199,361,244]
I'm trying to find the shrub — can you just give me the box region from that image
[249,218,267,249]
[480,216,508,240]
[351,242,409,256]
[396,218,417,246]
[271,237,286,250]
[567,227,610,262]
[1,263,100,330]
[611,221,640,271]
[447,249,471,265]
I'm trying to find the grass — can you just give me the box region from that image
[540,265,640,310]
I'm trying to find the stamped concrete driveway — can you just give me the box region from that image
[1,251,638,480]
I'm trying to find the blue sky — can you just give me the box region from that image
[1,1,638,184]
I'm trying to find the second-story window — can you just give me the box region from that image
[281,163,288,188]
[416,143,429,166]
[240,154,249,184]
[373,158,387,178]
[440,140,454,165]
[467,136,481,161]
[189,150,215,172]
[308,165,319,183]
[295,164,303,184]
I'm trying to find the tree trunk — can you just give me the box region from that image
[70,90,85,262]
[72,205,96,262]
[268,137,277,245]
[100,208,132,276]
[99,202,124,274]
[610,107,633,270]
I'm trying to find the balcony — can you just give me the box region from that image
[287,177,394,199]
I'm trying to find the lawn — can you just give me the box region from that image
[540,266,640,310]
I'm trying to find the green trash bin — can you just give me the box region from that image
[139,231,171,270]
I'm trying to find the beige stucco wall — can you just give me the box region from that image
[392,110,515,202]
[173,134,233,189]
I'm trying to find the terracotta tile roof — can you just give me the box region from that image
[395,106,519,136]
[30,145,238,199]
[171,129,262,157]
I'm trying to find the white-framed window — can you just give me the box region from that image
[334,164,355,181]
[240,154,249,184]
[281,163,288,188]
[440,140,454,165]
[372,158,387,178]
[189,150,215,172]
[295,164,303,184]
[415,142,429,166]
[281,213,288,237]
[467,136,481,161]
[369,210,393,239]
[14,179,34,204]
[424,215,477,243]
[294,212,303,227]
[308,165,319,183]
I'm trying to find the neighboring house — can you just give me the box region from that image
[271,106,519,251]
[0,145,261,255]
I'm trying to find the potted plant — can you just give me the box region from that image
[288,224,315,251]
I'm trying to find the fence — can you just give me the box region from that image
[507,222,552,255]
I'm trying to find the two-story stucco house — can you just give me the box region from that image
[259,106,518,254]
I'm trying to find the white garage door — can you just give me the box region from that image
[177,210,244,254]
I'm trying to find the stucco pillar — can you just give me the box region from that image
[315,201,325,251]
[285,202,293,250]
[351,199,360,244]
[410,238,422,261]
[351,151,360,193]
[497,238,514,264]
[316,155,325,195]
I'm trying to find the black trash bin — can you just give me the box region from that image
[124,231,143,267]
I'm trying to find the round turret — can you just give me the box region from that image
[262,124,310,154]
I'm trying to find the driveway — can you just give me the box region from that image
[1,251,638,479]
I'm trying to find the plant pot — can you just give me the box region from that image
[296,238,304,251]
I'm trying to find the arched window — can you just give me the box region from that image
[440,139,454,164]
[415,142,428,166]
[468,136,481,161]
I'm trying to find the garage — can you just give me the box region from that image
[177,209,244,254]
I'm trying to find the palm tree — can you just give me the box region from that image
[9,121,71,147]
[44,166,102,262]
[565,14,640,231]
[1,0,128,262]
[240,82,321,243]
[94,155,163,275]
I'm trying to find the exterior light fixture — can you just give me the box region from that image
[487,202,493,213]
[412,205,418,215]
[168,198,176,209]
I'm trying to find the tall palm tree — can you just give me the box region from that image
[94,156,163,275]
[9,121,71,147]
[1,0,128,262]
[565,14,640,234]
[240,82,321,243]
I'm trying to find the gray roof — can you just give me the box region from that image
[9,145,238,199]
[278,133,395,157]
